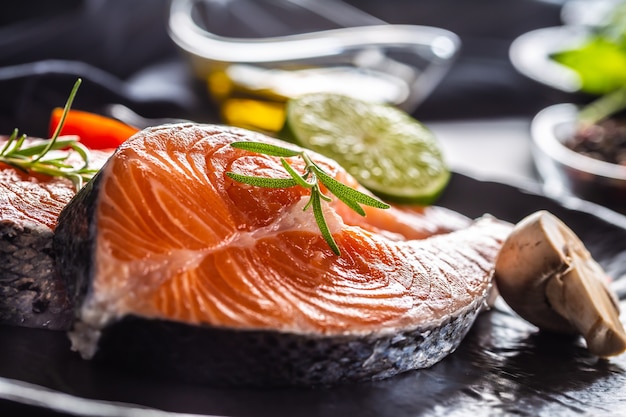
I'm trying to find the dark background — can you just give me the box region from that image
[0,0,573,139]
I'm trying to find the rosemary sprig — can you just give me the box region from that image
[227,141,390,256]
[0,78,99,189]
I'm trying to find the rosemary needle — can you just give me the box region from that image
[227,141,390,256]
[0,78,99,190]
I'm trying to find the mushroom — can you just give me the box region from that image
[494,210,626,358]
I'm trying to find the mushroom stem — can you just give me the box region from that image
[495,210,626,358]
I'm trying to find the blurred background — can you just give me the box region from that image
[5,0,624,211]
[0,0,570,137]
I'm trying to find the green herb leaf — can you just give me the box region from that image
[10,138,80,157]
[227,141,390,256]
[0,130,18,155]
[309,189,340,256]
[280,158,312,188]
[0,78,97,190]
[230,141,300,157]
[33,78,82,163]
[314,167,390,214]
[226,172,298,188]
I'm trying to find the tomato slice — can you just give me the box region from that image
[49,108,139,150]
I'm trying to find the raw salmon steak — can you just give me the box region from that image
[54,123,511,386]
[0,136,111,329]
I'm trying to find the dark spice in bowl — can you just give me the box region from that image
[531,103,626,215]
[566,117,626,166]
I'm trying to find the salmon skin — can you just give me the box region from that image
[0,136,111,330]
[54,123,511,386]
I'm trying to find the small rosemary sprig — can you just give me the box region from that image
[0,78,98,189]
[227,141,390,256]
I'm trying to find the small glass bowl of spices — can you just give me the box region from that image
[567,117,626,167]
[531,103,626,214]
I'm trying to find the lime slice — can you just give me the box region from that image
[280,93,450,204]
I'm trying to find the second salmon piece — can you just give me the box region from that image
[0,136,111,330]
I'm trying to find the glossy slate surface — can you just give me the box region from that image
[0,172,625,417]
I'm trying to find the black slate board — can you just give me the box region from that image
[1,172,625,417]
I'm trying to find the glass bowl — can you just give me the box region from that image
[509,25,590,94]
[510,0,625,95]
[531,103,626,213]
[561,0,621,26]
[167,0,460,131]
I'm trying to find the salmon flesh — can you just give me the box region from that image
[54,124,511,385]
[0,136,110,329]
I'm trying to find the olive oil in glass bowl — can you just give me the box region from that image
[168,0,460,133]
